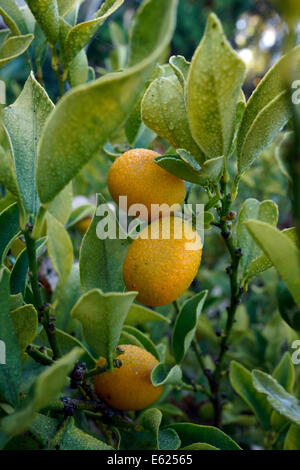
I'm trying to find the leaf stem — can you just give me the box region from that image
[26,344,54,366]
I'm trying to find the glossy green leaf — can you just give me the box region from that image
[151,364,182,386]
[0,202,19,264]
[252,370,300,426]
[0,268,21,407]
[121,325,159,360]
[46,212,74,285]
[172,291,207,363]
[237,45,300,174]
[166,423,241,450]
[244,227,298,282]
[284,425,300,450]
[79,197,129,293]
[237,199,278,272]
[25,0,59,44]
[186,13,246,159]
[125,303,169,325]
[0,0,28,34]
[271,352,295,431]
[11,304,38,354]
[142,76,204,162]
[36,0,178,204]
[1,348,83,437]
[63,0,124,66]
[57,0,79,17]
[50,417,112,450]
[4,73,54,215]
[71,289,136,367]
[0,34,33,68]
[229,361,270,430]
[245,220,300,309]
[128,0,178,66]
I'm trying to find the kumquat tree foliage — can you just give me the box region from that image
[0,0,300,452]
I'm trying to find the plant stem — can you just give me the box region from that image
[26,345,54,366]
[50,45,66,97]
[24,227,62,360]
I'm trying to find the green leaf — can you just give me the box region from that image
[284,425,300,450]
[252,369,300,426]
[1,348,83,437]
[68,49,89,88]
[181,443,219,450]
[36,0,178,204]
[50,417,113,450]
[63,0,124,66]
[244,227,298,282]
[237,199,278,272]
[57,0,79,17]
[154,154,224,185]
[139,408,181,450]
[229,361,271,430]
[0,34,33,68]
[125,303,169,325]
[172,291,207,363]
[141,76,204,162]
[0,268,21,407]
[0,7,21,35]
[0,202,19,264]
[237,45,300,174]
[79,197,130,293]
[66,204,94,229]
[121,325,159,360]
[53,263,82,333]
[128,0,178,67]
[48,183,73,226]
[11,304,38,354]
[46,212,74,285]
[0,143,19,198]
[169,55,190,88]
[3,73,54,215]
[186,13,246,159]
[245,220,300,309]
[0,0,28,34]
[166,423,241,450]
[278,284,300,332]
[71,289,136,368]
[25,0,59,44]
[273,352,295,393]
[151,364,182,386]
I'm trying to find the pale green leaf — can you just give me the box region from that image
[48,183,73,226]
[166,423,241,450]
[284,425,300,450]
[0,34,33,68]
[11,304,38,354]
[125,304,169,325]
[237,199,278,272]
[0,202,19,264]
[169,55,190,89]
[0,0,28,34]
[121,325,159,360]
[245,220,300,309]
[71,289,136,367]
[252,370,300,426]
[151,364,182,386]
[172,291,207,363]
[229,361,271,430]
[142,76,204,162]
[0,144,19,199]
[4,73,54,215]
[186,13,246,158]
[47,212,74,285]
[25,0,59,44]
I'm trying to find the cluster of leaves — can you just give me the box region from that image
[0,0,299,451]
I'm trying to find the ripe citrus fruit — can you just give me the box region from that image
[123,217,202,306]
[94,345,163,411]
[107,149,186,220]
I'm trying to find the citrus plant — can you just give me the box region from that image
[0,0,299,451]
